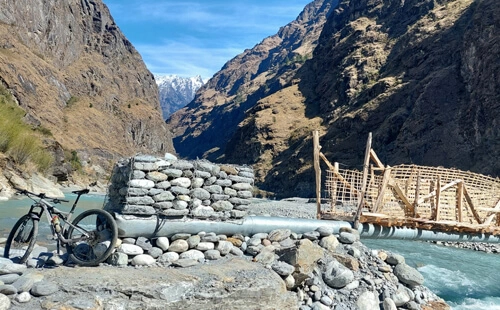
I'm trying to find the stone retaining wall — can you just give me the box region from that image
[104,154,254,220]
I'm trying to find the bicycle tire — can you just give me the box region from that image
[4,214,38,264]
[66,209,117,266]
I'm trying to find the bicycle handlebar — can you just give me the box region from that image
[15,187,70,203]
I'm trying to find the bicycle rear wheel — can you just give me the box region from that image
[65,209,117,266]
[4,214,38,264]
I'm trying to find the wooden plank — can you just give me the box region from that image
[313,131,322,219]
[413,171,421,218]
[456,182,463,222]
[462,184,483,224]
[388,179,414,213]
[370,148,384,169]
[435,176,441,221]
[482,198,500,225]
[417,179,463,204]
[354,132,372,229]
[373,166,391,213]
[319,152,335,171]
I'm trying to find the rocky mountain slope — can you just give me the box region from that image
[168,0,500,198]
[167,0,337,162]
[156,75,204,119]
[0,0,174,184]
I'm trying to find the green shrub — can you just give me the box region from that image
[66,96,78,107]
[66,150,82,172]
[0,85,53,171]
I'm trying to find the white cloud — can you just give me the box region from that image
[136,41,243,80]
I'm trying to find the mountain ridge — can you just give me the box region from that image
[0,0,174,182]
[156,74,204,119]
[168,0,500,198]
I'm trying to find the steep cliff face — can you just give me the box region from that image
[0,0,173,177]
[168,0,337,161]
[169,0,500,198]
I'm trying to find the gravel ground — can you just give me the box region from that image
[247,198,327,219]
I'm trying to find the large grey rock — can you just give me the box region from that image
[187,235,201,249]
[393,264,424,287]
[131,254,156,266]
[356,291,379,310]
[156,181,171,189]
[156,237,170,251]
[190,188,211,200]
[212,201,234,211]
[204,250,221,260]
[0,274,19,285]
[338,232,357,244]
[254,250,275,265]
[146,171,169,182]
[107,252,128,266]
[383,298,397,310]
[271,261,295,277]
[0,293,10,310]
[148,247,163,259]
[171,177,192,188]
[128,179,155,189]
[196,242,215,251]
[12,276,35,293]
[170,186,190,195]
[231,183,253,191]
[268,229,292,242]
[162,169,183,178]
[203,185,223,194]
[15,291,31,303]
[0,263,26,275]
[391,286,413,306]
[158,252,179,264]
[192,206,215,218]
[117,244,144,256]
[171,160,193,170]
[180,250,205,261]
[153,191,175,202]
[0,285,16,295]
[168,240,189,253]
[136,237,154,252]
[122,204,156,215]
[216,241,233,256]
[30,281,58,297]
[319,235,339,252]
[228,175,253,184]
[386,253,405,265]
[323,260,354,289]
[277,239,324,276]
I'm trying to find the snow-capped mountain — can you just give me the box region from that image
[155,75,204,120]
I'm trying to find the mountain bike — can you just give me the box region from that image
[3,188,117,266]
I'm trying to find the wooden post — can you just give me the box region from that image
[354,132,372,229]
[313,131,321,219]
[463,185,483,224]
[435,176,441,221]
[456,181,463,222]
[373,166,391,213]
[332,162,339,210]
[429,180,435,220]
[413,171,421,218]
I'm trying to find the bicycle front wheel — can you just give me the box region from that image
[65,209,117,266]
[4,214,38,264]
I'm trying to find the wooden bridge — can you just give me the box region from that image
[313,132,500,235]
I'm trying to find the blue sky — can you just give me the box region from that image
[104,0,312,80]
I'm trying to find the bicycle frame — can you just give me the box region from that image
[22,191,92,249]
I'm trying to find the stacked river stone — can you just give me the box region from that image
[105,154,254,220]
[104,227,444,310]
